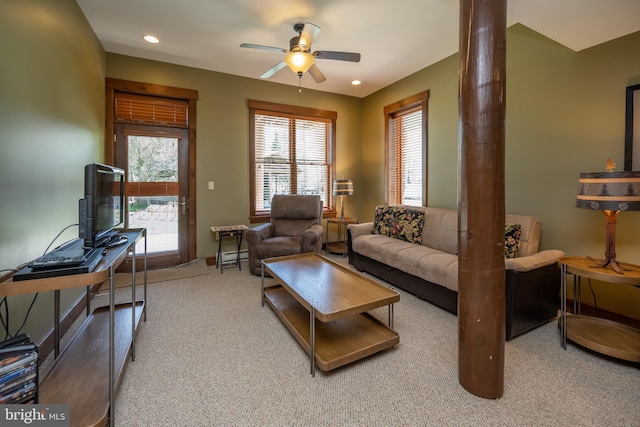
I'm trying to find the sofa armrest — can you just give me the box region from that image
[505,249,565,272]
[347,222,373,265]
[246,223,273,245]
[347,222,373,239]
[301,223,324,252]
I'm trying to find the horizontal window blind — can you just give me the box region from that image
[392,107,422,205]
[386,94,427,207]
[254,114,291,213]
[115,93,188,127]
[251,104,334,217]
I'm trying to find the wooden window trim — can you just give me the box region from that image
[249,100,337,223]
[384,90,430,206]
[105,78,199,260]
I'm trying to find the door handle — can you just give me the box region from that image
[179,197,187,214]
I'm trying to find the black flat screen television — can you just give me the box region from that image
[79,163,125,248]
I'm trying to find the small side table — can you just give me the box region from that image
[325,217,357,257]
[558,256,640,362]
[210,225,248,273]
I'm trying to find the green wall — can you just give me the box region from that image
[0,0,106,342]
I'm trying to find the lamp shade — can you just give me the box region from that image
[333,179,354,196]
[576,171,640,211]
[284,52,315,74]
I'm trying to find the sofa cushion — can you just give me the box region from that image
[354,234,405,265]
[422,208,458,255]
[505,223,522,258]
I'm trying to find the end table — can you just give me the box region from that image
[210,225,248,273]
[558,256,640,362]
[325,217,357,257]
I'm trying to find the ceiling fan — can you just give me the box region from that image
[240,22,361,83]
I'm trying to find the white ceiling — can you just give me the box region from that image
[77,0,640,98]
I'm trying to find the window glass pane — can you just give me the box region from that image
[297,164,328,206]
[255,114,291,212]
[295,119,328,164]
[257,163,291,211]
[127,136,178,182]
[255,115,290,162]
[400,110,422,206]
[387,104,424,207]
[252,110,333,215]
[127,195,178,253]
[126,135,179,253]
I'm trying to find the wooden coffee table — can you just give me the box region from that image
[261,253,400,376]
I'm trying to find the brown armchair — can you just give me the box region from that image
[247,194,324,275]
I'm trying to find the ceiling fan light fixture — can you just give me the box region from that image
[284,51,315,74]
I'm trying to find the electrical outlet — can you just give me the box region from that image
[208,181,214,190]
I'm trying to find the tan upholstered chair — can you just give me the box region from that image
[246,194,324,275]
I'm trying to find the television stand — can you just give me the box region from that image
[105,234,128,248]
[0,228,147,427]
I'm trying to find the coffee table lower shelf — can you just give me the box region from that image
[264,285,399,372]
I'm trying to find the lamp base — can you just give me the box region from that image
[586,209,628,274]
[587,256,629,274]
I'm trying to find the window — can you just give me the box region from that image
[384,91,429,206]
[249,100,336,220]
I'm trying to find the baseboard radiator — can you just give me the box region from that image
[220,250,248,264]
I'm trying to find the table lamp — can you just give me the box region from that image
[334,179,354,219]
[576,160,640,273]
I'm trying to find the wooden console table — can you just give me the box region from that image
[558,256,640,362]
[0,228,147,427]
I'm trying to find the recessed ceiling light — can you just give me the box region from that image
[143,35,160,44]
[351,80,361,85]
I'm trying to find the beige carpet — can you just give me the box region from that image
[98,258,210,291]
[99,257,638,427]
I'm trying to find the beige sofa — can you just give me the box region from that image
[348,206,565,340]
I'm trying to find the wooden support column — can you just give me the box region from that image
[457,0,507,398]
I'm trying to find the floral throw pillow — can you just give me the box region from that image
[372,205,394,236]
[389,207,425,244]
[372,205,425,245]
[505,223,522,258]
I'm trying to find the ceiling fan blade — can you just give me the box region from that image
[313,51,361,62]
[299,22,321,50]
[307,64,326,83]
[240,43,287,53]
[260,61,287,79]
